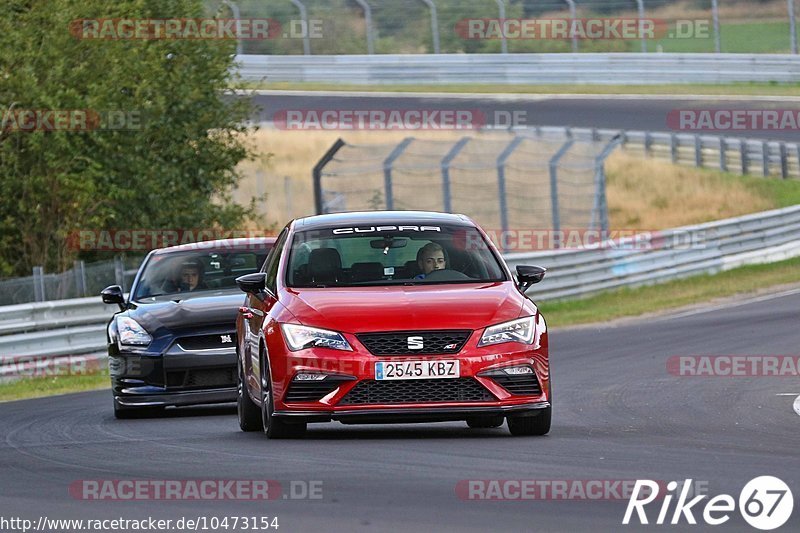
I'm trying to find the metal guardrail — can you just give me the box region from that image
[237,53,800,85]
[527,126,800,179]
[506,204,800,301]
[1,205,799,379]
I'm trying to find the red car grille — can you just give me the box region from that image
[356,330,471,355]
[339,378,495,405]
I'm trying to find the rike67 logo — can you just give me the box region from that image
[624,477,793,530]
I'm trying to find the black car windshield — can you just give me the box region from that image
[286,224,506,288]
[133,250,269,300]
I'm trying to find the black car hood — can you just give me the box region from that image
[125,291,244,334]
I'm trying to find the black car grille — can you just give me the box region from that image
[176,333,236,351]
[284,376,354,403]
[339,378,495,405]
[490,374,542,396]
[166,367,236,388]
[356,330,471,355]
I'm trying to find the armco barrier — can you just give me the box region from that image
[1,206,799,378]
[236,53,800,85]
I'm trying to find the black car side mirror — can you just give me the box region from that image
[236,272,267,295]
[101,285,126,311]
[516,265,546,293]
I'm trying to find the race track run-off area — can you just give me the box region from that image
[2,289,798,532]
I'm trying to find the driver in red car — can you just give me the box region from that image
[415,242,446,279]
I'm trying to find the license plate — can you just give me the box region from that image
[375,360,459,380]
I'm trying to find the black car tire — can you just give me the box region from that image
[238,356,263,432]
[506,379,552,436]
[506,407,551,436]
[260,350,306,439]
[113,399,164,419]
[466,415,504,428]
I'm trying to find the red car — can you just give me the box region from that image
[235,211,550,438]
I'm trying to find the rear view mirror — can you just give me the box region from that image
[101,285,125,311]
[516,265,546,293]
[370,238,408,249]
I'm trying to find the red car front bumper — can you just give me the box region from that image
[266,329,550,424]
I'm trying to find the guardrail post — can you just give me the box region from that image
[383,137,414,210]
[790,0,798,54]
[592,134,623,233]
[549,139,575,248]
[564,0,578,52]
[495,0,508,53]
[711,0,721,53]
[644,131,652,156]
[694,134,703,167]
[720,137,728,172]
[32,266,45,302]
[73,260,87,298]
[419,0,440,53]
[354,0,375,54]
[220,0,243,55]
[670,133,678,163]
[762,141,770,177]
[740,139,749,175]
[496,136,525,250]
[780,143,788,179]
[313,138,346,214]
[289,0,311,55]
[441,137,471,213]
[635,0,647,53]
[114,257,125,291]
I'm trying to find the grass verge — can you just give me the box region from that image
[243,81,800,97]
[0,372,109,403]
[541,256,800,328]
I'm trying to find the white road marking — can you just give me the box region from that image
[794,396,800,417]
[776,393,800,396]
[241,89,800,103]
[662,287,800,321]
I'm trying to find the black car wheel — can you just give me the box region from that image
[237,356,263,432]
[260,350,306,439]
[506,380,552,436]
[466,415,504,428]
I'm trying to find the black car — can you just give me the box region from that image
[101,237,276,418]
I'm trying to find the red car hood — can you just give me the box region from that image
[282,282,525,333]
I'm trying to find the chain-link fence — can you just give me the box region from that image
[208,0,800,55]
[313,129,620,251]
[0,257,142,306]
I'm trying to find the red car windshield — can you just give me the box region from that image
[286,224,506,287]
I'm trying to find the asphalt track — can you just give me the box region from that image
[2,289,799,532]
[250,92,800,142]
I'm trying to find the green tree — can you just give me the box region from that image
[0,0,261,277]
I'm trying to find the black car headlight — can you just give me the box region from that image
[478,316,535,347]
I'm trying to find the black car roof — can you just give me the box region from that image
[292,211,473,231]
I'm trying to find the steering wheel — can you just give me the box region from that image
[422,269,472,281]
